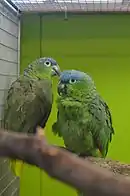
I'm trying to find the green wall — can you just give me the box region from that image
[20,13,130,196]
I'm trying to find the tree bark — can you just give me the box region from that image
[0,127,130,196]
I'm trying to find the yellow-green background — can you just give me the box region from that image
[20,13,130,196]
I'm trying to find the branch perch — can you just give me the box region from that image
[0,128,130,196]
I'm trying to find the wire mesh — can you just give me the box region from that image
[0,159,20,196]
[10,0,130,12]
[0,1,20,195]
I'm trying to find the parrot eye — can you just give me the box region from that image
[69,79,77,84]
[44,61,51,67]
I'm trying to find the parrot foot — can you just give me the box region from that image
[58,147,92,159]
[78,152,92,158]
[59,146,75,154]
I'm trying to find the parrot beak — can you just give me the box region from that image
[58,83,67,96]
[52,65,61,76]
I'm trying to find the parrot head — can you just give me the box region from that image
[58,70,96,101]
[23,57,61,79]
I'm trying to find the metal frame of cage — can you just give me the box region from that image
[9,0,130,12]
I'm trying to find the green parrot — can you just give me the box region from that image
[2,57,61,178]
[52,69,114,158]
[52,69,114,196]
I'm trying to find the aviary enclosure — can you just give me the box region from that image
[0,0,130,195]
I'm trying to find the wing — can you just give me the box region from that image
[52,111,62,137]
[52,98,65,137]
[88,95,114,157]
[3,76,53,134]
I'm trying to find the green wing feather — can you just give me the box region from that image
[52,111,62,137]
[88,95,114,158]
[77,97,114,196]
[3,76,53,176]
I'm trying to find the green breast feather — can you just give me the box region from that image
[3,76,53,134]
[53,95,114,157]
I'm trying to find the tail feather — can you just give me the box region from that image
[10,159,24,177]
[40,169,43,196]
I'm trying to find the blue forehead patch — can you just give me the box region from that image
[60,70,87,83]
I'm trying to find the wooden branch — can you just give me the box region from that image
[86,157,130,178]
[0,127,130,196]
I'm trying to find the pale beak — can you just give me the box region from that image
[52,65,61,76]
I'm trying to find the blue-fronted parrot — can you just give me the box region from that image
[52,69,114,195]
[52,69,114,157]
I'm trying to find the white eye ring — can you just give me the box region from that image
[69,79,76,84]
[44,61,51,67]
